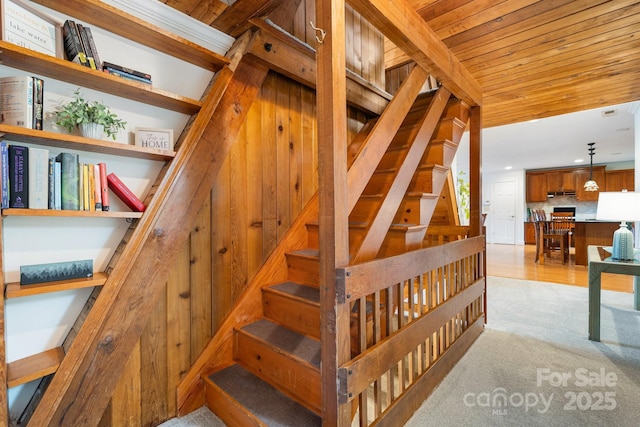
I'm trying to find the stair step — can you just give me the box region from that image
[378,224,428,257]
[285,249,319,287]
[422,139,458,167]
[394,192,439,225]
[206,364,321,427]
[408,164,449,194]
[263,282,320,339]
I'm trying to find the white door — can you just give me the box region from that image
[492,180,517,244]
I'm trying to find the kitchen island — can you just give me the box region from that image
[574,221,620,265]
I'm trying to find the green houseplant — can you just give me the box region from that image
[55,89,127,140]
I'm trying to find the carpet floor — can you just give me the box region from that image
[162,276,640,426]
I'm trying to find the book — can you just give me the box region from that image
[99,162,109,211]
[101,61,151,81]
[93,163,102,210]
[62,20,89,67]
[103,67,152,85]
[0,75,34,128]
[32,77,44,130]
[1,142,8,208]
[55,152,80,210]
[82,163,90,210]
[53,160,61,210]
[28,147,49,209]
[48,157,55,209]
[76,23,97,70]
[78,24,101,70]
[8,145,28,208]
[107,172,145,212]
[20,259,93,285]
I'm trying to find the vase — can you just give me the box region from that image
[80,123,104,140]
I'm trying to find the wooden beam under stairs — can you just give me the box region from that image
[27,44,270,426]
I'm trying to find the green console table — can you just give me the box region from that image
[588,245,640,341]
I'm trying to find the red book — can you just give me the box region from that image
[106,172,145,212]
[99,163,109,211]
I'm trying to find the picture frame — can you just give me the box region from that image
[135,127,174,152]
[0,0,63,58]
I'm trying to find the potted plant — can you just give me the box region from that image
[55,89,127,140]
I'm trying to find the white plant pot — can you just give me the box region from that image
[80,123,105,140]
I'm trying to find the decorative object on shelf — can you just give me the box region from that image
[595,191,640,260]
[135,127,174,151]
[54,89,126,140]
[0,0,63,58]
[20,259,93,285]
[583,142,599,192]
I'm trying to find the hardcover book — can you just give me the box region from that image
[1,142,8,208]
[62,20,89,67]
[8,144,28,208]
[93,163,102,210]
[99,162,109,211]
[55,152,79,210]
[20,259,93,285]
[81,26,102,70]
[0,75,34,128]
[101,61,151,80]
[76,23,97,70]
[28,146,49,209]
[32,77,44,130]
[107,172,145,212]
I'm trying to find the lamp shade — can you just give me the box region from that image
[596,192,640,260]
[596,192,640,222]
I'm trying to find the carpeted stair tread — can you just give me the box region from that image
[269,282,320,303]
[241,319,320,368]
[209,364,321,427]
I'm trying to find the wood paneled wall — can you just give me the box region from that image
[99,71,369,426]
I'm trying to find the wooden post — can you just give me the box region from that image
[468,105,485,322]
[316,0,351,425]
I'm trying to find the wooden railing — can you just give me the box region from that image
[424,225,470,247]
[335,236,486,426]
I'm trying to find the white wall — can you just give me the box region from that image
[4,1,231,419]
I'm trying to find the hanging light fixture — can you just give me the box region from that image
[584,142,599,191]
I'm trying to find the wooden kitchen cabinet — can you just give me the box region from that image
[524,222,536,244]
[546,169,576,193]
[605,169,635,192]
[526,172,547,202]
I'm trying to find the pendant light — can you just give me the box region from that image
[584,142,599,192]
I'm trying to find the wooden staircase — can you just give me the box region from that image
[201,90,470,425]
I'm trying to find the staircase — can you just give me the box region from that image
[201,90,470,425]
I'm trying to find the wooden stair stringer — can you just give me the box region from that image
[27,50,270,426]
[351,87,452,264]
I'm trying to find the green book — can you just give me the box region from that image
[55,152,79,210]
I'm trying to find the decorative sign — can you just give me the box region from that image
[1,0,62,57]
[135,127,174,152]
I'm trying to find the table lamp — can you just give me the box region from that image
[596,191,640,260]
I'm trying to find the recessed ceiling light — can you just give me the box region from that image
[574,158,584,163]
[505,166,512,170]
[528,119,539,123]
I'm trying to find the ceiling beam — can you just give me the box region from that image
[348,0,482,106]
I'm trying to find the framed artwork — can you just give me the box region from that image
[0,0,63,58]
[135,127,174,152]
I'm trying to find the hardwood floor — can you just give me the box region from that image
[486,243,633,293]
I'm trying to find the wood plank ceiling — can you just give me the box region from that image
[164,0,640,129]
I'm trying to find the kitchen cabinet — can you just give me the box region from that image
[575,167,606,201]
[605,169,635,192]
[524,222,536,244]
[546,170,576,193]
[526,172,547,202]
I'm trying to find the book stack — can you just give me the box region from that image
[0,75,44,130]
[63,20,102,70]
[62,19,152,86]
[0,143,145,212]
[102,61,152,86]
